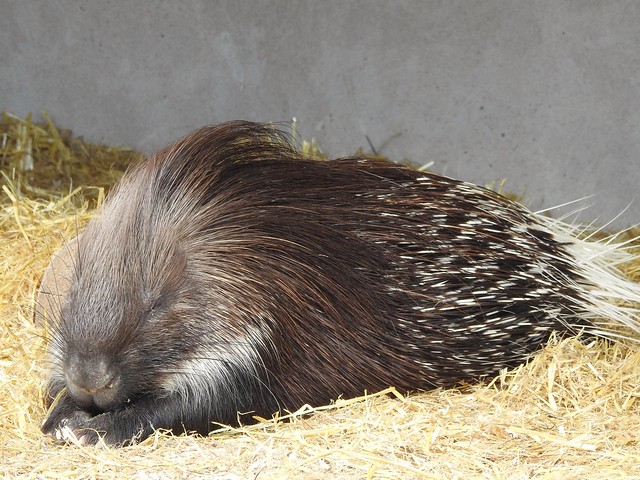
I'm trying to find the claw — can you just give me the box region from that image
[54,424,81,443]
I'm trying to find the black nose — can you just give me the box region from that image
[65,356,118,410]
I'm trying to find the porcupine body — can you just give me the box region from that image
[40,121,640,445]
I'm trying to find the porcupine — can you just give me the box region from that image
[37,120,640,446]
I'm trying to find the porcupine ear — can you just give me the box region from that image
[35,236,79,330]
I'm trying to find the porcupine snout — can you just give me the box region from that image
[64,354,121,411]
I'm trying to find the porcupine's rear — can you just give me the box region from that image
[362,177,640,384]
[291,164,640,389]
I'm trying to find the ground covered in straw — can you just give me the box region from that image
[1,113,640,479]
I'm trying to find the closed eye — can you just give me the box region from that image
[143,298,167,321]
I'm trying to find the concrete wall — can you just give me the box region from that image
[2,1,639,226]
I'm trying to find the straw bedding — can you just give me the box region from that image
[1,113,639,479]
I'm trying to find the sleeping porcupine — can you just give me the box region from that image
[38,120,640,446]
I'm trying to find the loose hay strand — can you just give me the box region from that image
[1,112,640,479]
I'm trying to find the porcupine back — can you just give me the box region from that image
[51,121,640,424]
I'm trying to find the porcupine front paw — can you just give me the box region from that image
[42,407,94,444]
[42,395,148,446]
[44,411,147,446]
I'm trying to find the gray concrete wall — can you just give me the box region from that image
[2,1,639,226]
